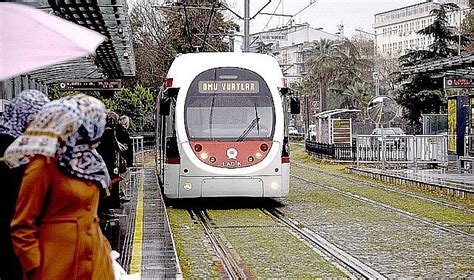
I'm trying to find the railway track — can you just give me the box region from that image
[290,173,474,240]
[292,161,474,214]
[191,209,248,280]
[262,208,386,280]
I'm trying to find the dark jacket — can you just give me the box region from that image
[96,127,118,177]
[116,125,133,167]
[96,127,120,211]
[0,133,24,280]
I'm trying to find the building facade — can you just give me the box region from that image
[249,23,337,83]
[374,0,470,57]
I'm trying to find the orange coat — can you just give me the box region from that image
[10,156,114,280]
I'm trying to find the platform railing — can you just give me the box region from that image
[130,136,144,167]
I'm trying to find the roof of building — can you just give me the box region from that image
[400,54,474,76]
[374,0,467,17]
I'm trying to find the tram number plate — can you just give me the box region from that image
[198,81,259,94]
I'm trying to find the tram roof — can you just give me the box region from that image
[167,52,285,89]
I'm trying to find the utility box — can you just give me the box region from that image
[469,95,474,157]
[447,95,468,156]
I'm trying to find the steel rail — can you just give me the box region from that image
[262,208,386,280]
[291,174,474,240]
[193,210,246,280]
[292,161,474,214]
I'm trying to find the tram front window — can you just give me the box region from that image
[186,98,274,140]
[185,67,275,141]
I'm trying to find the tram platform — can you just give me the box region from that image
[103,163,182,279]
[347,166,474,199]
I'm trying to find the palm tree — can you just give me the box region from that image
[343,82,374,119]
[306,38,371,112]
[306,39,338,112]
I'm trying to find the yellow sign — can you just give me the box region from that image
[447,98,457,154]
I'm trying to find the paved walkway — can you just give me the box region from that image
[347,166,474,199]
[118,166,182,279]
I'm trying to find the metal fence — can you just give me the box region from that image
[306,134,448,165]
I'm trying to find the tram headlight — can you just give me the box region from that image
[210,156,216,163]
[247,156,254,162]
[270,181,279,190]
[200,152,208,160]
[255,152,262,159]
[183,182,192,191]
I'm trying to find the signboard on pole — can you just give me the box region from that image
[58,79,122,91]
[308,99,319,116]
[444,77,474,89]
[331,119,351,146]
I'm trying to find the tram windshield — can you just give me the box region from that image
[185,67,275,141]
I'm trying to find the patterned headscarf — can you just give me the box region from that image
[4,94,111,188]
[0,90,50,138]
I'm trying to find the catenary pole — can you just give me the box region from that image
[244,0,250,52]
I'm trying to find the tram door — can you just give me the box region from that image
[156,88,179,185]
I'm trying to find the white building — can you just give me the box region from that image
[249,23,337,83]
[373,0,470,57]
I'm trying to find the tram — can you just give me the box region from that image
[156,52,299,198]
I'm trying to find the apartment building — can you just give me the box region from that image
[249,23,337,82]
[374,0,470,57]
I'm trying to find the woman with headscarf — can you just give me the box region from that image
[0,90,49,280]
[4,94,114,280]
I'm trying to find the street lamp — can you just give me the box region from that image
[355,28,383,96]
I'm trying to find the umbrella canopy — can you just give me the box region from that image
[0,2,107,80]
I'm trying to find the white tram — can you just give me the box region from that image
[156,52,299,198]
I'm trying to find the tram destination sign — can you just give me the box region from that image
[444,77,474,89]
[198,81,259,94]
[58,79,122,91]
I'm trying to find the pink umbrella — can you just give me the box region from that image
[0,2,107,80]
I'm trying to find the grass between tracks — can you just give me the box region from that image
[167,207,348,278]
[207,209,348,278]
[290,143,474,234]
[167,208,220,279]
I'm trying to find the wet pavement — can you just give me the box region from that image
[109,165,181,279]
[348,166,474,199]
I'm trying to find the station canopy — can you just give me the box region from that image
[401,54,474,77]
[18,0,136,84]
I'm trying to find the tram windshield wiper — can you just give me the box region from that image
[208,95,215,138]
[236,103,260,142]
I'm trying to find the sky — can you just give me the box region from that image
[226,0,427,40]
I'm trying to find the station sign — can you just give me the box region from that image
[58,79,122,91]
[444,77,474,89]
[331,119,351,146]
